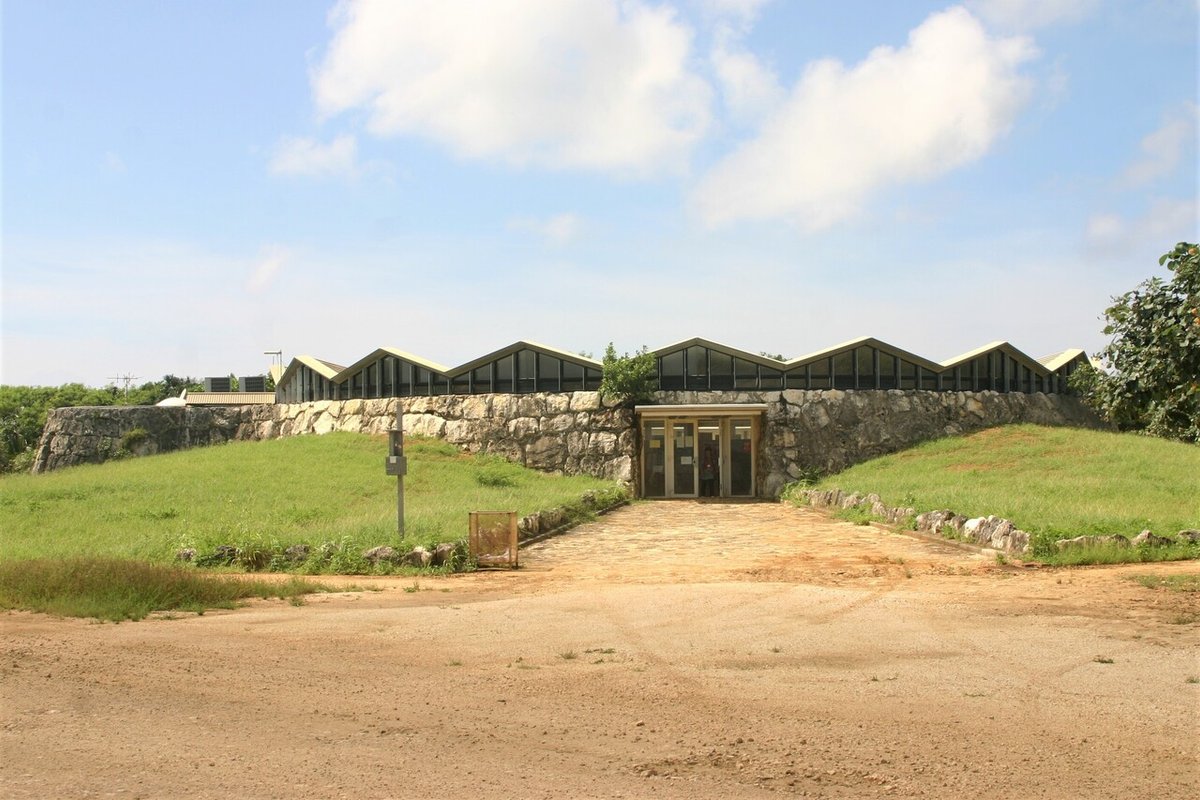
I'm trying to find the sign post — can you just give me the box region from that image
[384,409,407,535]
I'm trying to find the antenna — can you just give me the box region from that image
[263,350,283,373]
[106,373,141,400]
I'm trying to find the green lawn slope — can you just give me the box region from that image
[0,433,620,569]
[805,424,1199,554]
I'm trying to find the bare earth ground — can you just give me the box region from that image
[2,501,1198,800]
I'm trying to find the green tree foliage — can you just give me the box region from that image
[1079,242,1200,443]
[598,343,657,404]
[0,375,203,472]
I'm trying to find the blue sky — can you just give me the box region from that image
[3,0,1197,386]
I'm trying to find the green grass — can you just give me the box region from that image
[0,557,323,621]
[0,433,619,571]
[1133,574,1200,592]
[799,425,1199,560]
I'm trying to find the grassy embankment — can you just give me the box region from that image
[795,425,1199,564]
[0,433,621,618]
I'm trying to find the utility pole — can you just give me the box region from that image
[106,373,141,400]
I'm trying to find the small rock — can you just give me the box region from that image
[1176,529,1200,544]
[430,542,456,567]
[1131,530,1173,547]
[363,545,397,564]
[404,546,432,567]
[284,544,311,562]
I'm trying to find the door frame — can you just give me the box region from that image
[635,404,766,499]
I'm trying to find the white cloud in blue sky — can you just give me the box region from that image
[2,0,1197,386]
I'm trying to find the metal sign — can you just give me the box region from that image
[385,409,406,534]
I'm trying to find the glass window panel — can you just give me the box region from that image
[855,346,875,389]
[431,375,448,396]
[660,351,684,390]
[879,353,897,389]
[833,352,854,389]
[397,361,412,396]
[785,368,807,390]
[366,362,379,397]
[517,350,536,392]
[899,360,916,390]
[584,368,602,390]
[451,373,470,394]
[472,365,492,394]
[810,358,831,390]
[381,358,394,396]
[759,366,781,390]
[537,353,561,392]
[562,361,584,391]
[414,367,430,395]
[709,351,734,390]
[686,346,708,390]
[495,356,514,393]
[734,358,757,389]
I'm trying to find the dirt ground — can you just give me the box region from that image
[2,501,1198,799]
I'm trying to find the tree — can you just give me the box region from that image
[598,343,657,404]
[1079,242,1200,443]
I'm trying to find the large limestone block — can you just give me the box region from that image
[545,394,571,414]
[405,414,446,439]
[460,395,491,420]
[543,414,574,433]
[507,417,540,438]
[569,392,601,412]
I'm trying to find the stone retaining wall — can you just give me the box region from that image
[32,393,635,482]
[33,390,1104,497]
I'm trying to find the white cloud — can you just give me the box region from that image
[246,245,289,293]
[268,134,359,178]
[711,38,783,124]
[967,0,1096,32]
[1085,197,1199,255]
[1120,102,1198,187]
[692,7,1036,230]
[311,0,711,174]
[507,213,583,245]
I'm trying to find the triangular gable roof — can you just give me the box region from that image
[784,336,943,372]
[1038,348,1089,371]
[452,340,601,376]
[339,347,451,378]
[651,336,795,370]
[277,354,344,388]
[940,341,1049,371]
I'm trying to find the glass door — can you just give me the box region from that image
[642,421,666,497]
[671,421,696,496]
[730,418,754,496]
[697,419,721,497]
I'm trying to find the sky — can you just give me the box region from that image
[2,0,1197,387]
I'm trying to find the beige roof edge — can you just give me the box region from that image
[785,336,943,371]
[1038,348,1089,371]
[353,347,451,376]
[651,336,791,369]
[278,354,343,387]
[452,340,602,376]
[939,341,1061,370]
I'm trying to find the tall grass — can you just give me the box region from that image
[0,433,618,566]
[0,557,321,621]
[806,425,1199,555]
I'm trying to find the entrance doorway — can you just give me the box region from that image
[637,410,761,498]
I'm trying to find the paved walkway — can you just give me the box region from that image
[520,499,986,584]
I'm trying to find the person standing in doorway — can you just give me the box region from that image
[700,446,718,498]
